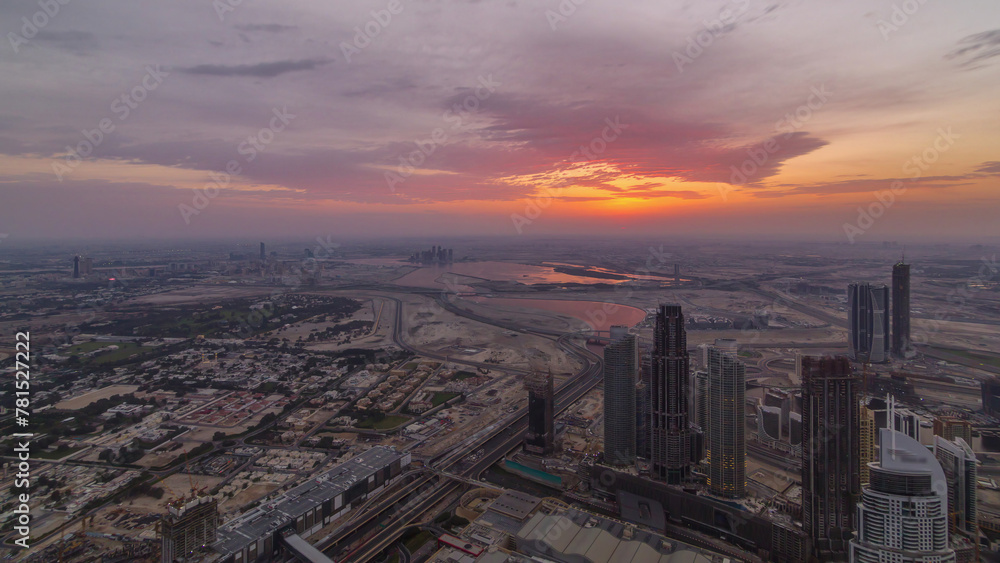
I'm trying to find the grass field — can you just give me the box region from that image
[938,347,1000,369]
[356,415,409,430]
[35,445,84,460]
[54,385,141,410]
[432,392,460,407]
[66,341,151,364]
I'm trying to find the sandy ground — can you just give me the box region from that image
[54,385,140,409]
[266,298,373,341]
[398,293,582,375]
[123,285,275,306]
[136,441,206,468]
[220,484,280,515]
[132,474,227,512]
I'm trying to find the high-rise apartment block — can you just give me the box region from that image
[934,436,978,537]
[706,340,745,498]
[604,326,637,466]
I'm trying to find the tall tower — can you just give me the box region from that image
[934,436,978,536]
[892,260,911,358]
[850,428,955,563]
[801,356,860,561]
[706,340,746,498]
[524,370,555,456]
[73,255,80,278]
[848,283,890,363]
[259,241,266,262]
[604,326,637,466]
[650,304,691,483]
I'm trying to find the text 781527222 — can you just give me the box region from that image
[12,331,32,549]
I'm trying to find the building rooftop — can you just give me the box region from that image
[488,490,542,522]
[516,507,716,563]
[213,446,407,557]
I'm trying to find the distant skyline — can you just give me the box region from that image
[1,1,998,241]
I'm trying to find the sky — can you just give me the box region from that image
[0,0,998,242]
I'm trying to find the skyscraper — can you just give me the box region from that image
[637,349,652,460]
[801,355,860,561]
[650,304,690,483]
[849,283,890,363]
[259,241,266,262]
[892,261,911,358]
[73,255,80,278]
[934,436,978,536]
[850,428,955,563]
[706,339,746,498]
[524,370,555,456]
[859,404,876,485]
[604,326,637,466]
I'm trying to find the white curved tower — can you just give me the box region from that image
[850,427,956,563]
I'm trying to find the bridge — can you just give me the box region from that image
[281,529,336,563]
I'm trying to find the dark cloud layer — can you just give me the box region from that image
[180,58,331,78]
[947,29,1000,67]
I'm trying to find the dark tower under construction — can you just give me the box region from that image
[524,370,555,456]
[161,496,219,563]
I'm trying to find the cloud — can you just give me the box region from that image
[946,29,1000,68]
[750,174,978,198]
[179,58,330,78]
[234,24,298,33]
[33,30,98,53]
[975,161,1000,175]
